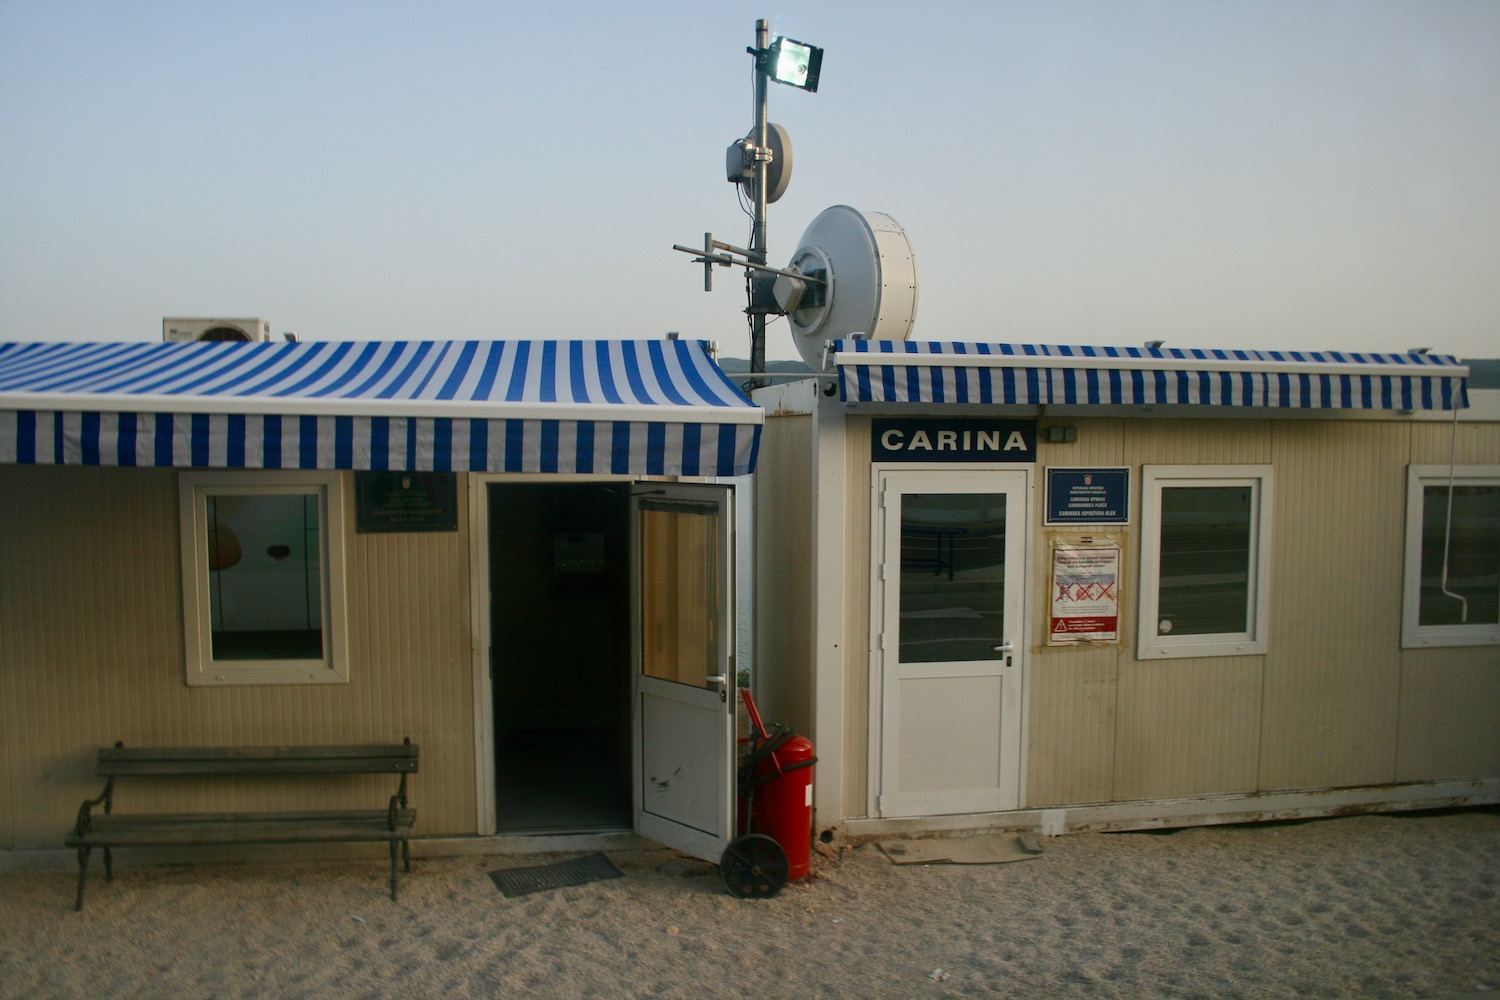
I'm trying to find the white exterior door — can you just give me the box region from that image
[874,469,1028,817]
[631,484,737,863]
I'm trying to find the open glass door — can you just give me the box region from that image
[632,483,736,863]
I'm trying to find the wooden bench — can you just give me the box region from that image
[65,740,418,911]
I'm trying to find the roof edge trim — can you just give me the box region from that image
[0,393,764,425]
[833,351,1468,379]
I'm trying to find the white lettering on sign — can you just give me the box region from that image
[878,429,1029,453]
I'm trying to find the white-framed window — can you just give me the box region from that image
[1138,465,1273,659]
[179,470,349,686]
[1402,465,1500,648]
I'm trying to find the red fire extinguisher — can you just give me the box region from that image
[738,690,817,882]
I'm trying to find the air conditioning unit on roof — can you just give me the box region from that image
[162,317,272,343]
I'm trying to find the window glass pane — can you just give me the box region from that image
[1157,486,1252,637]
[639,505,719,686]
[899,493,1005,663]
[1419,484,1500,627]
[207,493,324,660]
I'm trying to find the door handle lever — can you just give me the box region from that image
[993,641,1014,652]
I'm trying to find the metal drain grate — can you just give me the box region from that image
[488,853,624,898]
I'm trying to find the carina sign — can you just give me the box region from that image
[870,418,1037,463]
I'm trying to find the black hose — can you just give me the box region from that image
[740,755,818,791]
[738,723,795,787]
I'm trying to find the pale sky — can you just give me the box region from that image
[2,0,1497,360]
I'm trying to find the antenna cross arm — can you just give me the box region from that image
[671,244,740,267]
[672,240,826,290]
[672,233,758,292]
[738,259,826,284]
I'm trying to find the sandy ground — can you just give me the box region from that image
[1,809,1496,999]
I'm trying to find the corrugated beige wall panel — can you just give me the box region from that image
[1258,421,1404,790]
[1,466,184,846]
[1123,417,1273,467]
[1396,415,1500,780]
[0,466,475,849]
[755,413,814,734]
[345,490,475,834]
[1397,649,1500,780]
[1114,656,1264,798]
[0,619,11,849]
[1112,420,1271,799]
[1025,420,1127,806]
[1410,415,1500,466]
[842,415,874,817]
[1024,648,1118,806]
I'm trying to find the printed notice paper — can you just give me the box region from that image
[1050,543,1121,644]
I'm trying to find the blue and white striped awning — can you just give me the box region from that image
[834,341,1470,411]
[0,339,762,476]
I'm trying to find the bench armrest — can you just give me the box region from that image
[386,769,411,831]
[73,777,114,836]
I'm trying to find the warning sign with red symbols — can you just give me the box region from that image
[1049,541,1121,644]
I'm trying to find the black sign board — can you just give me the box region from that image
[871,418,1036,463]
[1045,467,1130,525]
[355,471,458,533]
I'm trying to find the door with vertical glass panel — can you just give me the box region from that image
[875,469,1028,817]
[632,483,736,863]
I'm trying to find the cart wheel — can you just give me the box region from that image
[720,833,788,899]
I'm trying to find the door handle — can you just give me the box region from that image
[993,641,1014,652]
[705,674,727,687]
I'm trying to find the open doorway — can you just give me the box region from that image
[488,482,631,832]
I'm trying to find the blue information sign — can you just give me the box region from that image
[1045,467,1130,525]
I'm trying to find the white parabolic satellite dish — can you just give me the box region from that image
[784,205,919,370]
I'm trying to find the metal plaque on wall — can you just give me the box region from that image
[355,471,459,533]
[1045,467,1130,525]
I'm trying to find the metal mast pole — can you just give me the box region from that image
[748,18,770,391]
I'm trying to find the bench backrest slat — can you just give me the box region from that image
[96,744,419,778]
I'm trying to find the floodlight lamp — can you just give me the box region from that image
[764,36,822,92]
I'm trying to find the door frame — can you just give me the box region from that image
[467,472,633,836]
[866,463,1032,819]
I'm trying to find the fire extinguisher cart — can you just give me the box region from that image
[720,688,817,898]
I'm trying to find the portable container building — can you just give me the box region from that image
[750,342,1499,844]
[0,338,761,868]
